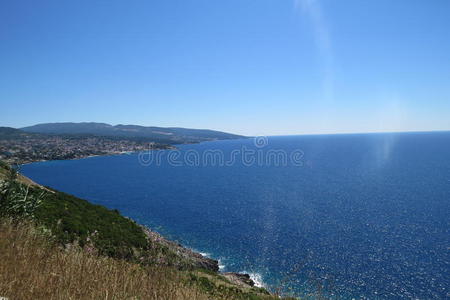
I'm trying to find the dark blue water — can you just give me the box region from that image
[22,132,450,299]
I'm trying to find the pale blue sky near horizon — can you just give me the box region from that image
[1,0,449,136]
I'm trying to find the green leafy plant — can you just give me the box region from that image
[0,167,44,218]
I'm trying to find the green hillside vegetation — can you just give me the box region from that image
[0,161,295,299]
[35,189,148,258]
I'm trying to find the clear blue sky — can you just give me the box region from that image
[1,0,449,135]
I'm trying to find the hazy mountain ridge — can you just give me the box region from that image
[0,126,42,140]
[21,122,245,143]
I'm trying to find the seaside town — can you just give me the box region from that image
[0,134,170,165]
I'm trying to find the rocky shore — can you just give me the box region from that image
[141,226,257,287]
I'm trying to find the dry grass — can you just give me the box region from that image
[0,219,209,300]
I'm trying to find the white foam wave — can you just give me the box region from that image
[241,272,265,288]
[194,250,226,272]
[218,259,225,271]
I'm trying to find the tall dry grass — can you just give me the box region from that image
[0,219,209,300]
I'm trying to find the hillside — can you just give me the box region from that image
[0,127,41,140]
[0,162,292,300]
[0,162,218,269]
[21,122,245,144]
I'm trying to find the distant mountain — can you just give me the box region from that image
[0,127,39,139]
[21,122,245,144]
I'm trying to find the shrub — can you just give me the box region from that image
[0,168,44,219]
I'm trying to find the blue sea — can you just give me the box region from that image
[21,132,450,299]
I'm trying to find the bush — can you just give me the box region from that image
[33,187,149,259]
[0,168,44,219]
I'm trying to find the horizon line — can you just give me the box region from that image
[264,129,450,137]
[3,122,450,138]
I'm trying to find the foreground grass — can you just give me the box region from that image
[0,219,209,300]
[0,220,291,300]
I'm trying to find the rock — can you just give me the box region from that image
[223,272,255,287]
[141,226,219,272]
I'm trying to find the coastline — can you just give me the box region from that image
[135,214,262,288]
[15,146,177,166]
[189,250,266,289]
